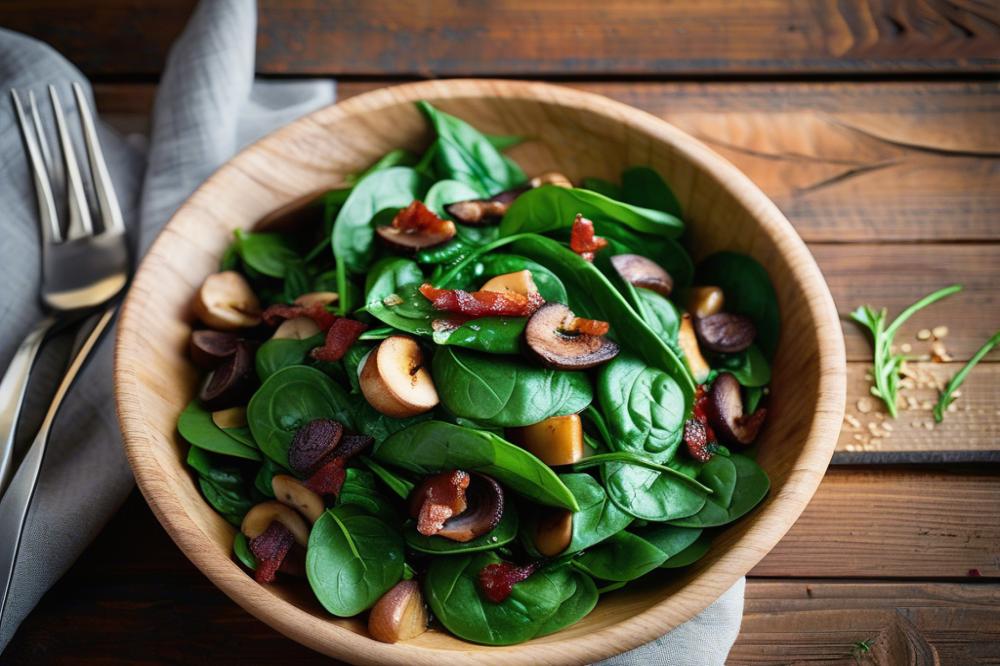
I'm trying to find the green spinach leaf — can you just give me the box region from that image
[669,453,769,528]
[255,334,324,382]
[234,229,301,278]
[573,531,669,582]
[696,252,780,360]
[621,166,682,218]
[365,257,424,306]
[602,462,707,522]
[178,400,261,461]
[431,316,527,355]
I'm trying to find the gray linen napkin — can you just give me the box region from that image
[0,0,742,661]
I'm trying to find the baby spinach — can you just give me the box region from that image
[253,458,283,498]
[621,166,683,218]
[417,101,526,197]
[573,531,670,582]
[234,229,301,278]
[337,468,399,525]
[633,289,681,344]
[500,186,684,239]
[247,365,355,467]
[424,179,483,217]
[187,447,258,525]
[696,252,780,360]
[431,316,526,355]
[572,453,713,494]
[581,177,622,200]
[669,453,769,528]
[660,532,712,568]
[178,400,261,461]
[475,254,568,302]
[365,282,437,336]
[405,507,518,555]
[634,524,703,563]
[602,462,708,522]
[359,456,415,499]
[560,473,633,555]
[714,344,771,388]
[364,257,424,306]
[307,505,405,617]
[254,334,324,382]
[432,346,592,427]
[374,421,579,510]
[423,552,594,645]
[233,532,257,570]
[597,354,686,462]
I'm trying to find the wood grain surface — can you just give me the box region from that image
[5,1,1000,76]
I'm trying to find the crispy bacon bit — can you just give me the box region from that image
[409,470,470,536]
[559,313,611,337]
[310,317,367,362]
[393,200,454,235]
[418,283,545,318]
[569,214,607,262]
[250,521,295,584]
[262,302,338,332]
[478,561,539,603]
[304,458,347,497]
[685,384,718,462]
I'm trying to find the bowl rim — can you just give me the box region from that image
[114,78,846,665]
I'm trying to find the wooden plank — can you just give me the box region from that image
[835,362,1000,463]
[735,580,1000,665]
[753,467,1000,579]
[7,1,1000,77]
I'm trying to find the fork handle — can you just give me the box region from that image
[0,306,115,625]
[0,316,56,497]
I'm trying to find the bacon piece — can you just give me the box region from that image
[419,283,545,318]
[685,384,718,462]
[478,561,539,603]
[304,458,347,497]
[250,522,295,584]
[559,314,611,337]
[408,470,471,536]
[310,317,367,362]
[569,214,607,262]
[393,200,454,234]
[261,302,338,332]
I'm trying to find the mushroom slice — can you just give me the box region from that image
[687,286,724,319]
[507,414,583,466]
[525,303,619,370]
[533,509,573,557]
[360,335,439,418]
[444,185,529,226]
[271,474,325,523]
[677,314,711,383]
[376,200,456,250]
[368,580,429,643]
[706,373,767,446]
[293,291,339,308]
[192,271,262,330]
[288,418,344,477]
[241,500,310,546]
[272,316,321,341]
[529,172,573,188]
[610,254,674,297]
[479,270,539,298]
[694,313,756,354]
[409,472,504,542]
[199,340,256,410]
[436,475,505,542]
[189,330,239,369]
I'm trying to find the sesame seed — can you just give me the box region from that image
[857,398,873,413]
[917,329,932,340]
[932,326,949,339]
[900,343,912,353]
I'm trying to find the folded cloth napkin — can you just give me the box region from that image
[0,0,742,660]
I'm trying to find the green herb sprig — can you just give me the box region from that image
[851,285,962,417]
[933,331,1000,422]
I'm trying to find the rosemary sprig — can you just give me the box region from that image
[850,285,962,417]
[933,331,1000,422]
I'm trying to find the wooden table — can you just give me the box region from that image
[3,2,999,663]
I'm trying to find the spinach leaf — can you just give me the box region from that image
[500,186,684,239]
[431,316,527,355]
[485,133,523,151]
[187,447,258,525]
[405,506,518,554]
[281,260,310,303]
[474,254,568,302]
[581,177,622,200]
[696,252,780,360]
[634,524,702,562]
[254,334,324,382]
[602,462,707,522]
[508,235,695,409]
[424,179,484,217]
[632,288,682,350]
[364,257,424,306]
[423,553,592,645]
[669,453,769,528]
[432,346,592,427]
[572,453,713,493]
[307,505,405,617]
[714,344,771,388]
[253,458,284,498]
[365,282,437,336]
[417,101,526,197]
[332,167,430,312]
[660,532,712,568]
[745,385,765,413]
[178,400,261,461]
[416,237,476,265]
[573,531,669,582]
[592,224,694,289]
[233,532,257,570]
[597,354,686,462]
[359,456,415,499]
[621,166,683,218]
[374,421,579,510]
[560,473,633,555]
[532,571,599,638]
[336,467,399,525]
[234,229,301,278]
[247,365,355,467]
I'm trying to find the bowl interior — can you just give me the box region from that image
[115,80,845,664]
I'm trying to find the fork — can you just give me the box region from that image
[0,83,130,623]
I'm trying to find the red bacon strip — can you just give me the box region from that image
[261,302,337,332]
[419,283,545,318]
[478,561,539,603]
[394,200,454,234]
[310,317,367,362]
[569,214,607,262]
[303,458,347,497]
[250,522,295,584]
[560,315,611,337]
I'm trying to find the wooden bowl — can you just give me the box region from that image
[114,80,845,664]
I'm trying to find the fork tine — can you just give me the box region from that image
[27,91,59,189]
[10,90,62,245]
[48,84,94,240]
[72,82,124,235]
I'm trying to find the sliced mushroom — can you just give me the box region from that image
[293,291,339,308]
[271,316,321,341]
[192,271,262,330]
[525,303,619,370]
[360,335,439,418]
[241,500,310,546]
[211,406,246,429]
[687,286,724,319]
[507,414,583,466]
[529,172,573,188]
[677,314,710,383]
[271,474,325,523]
[199,341,256,410]
[706,372,767,446]
[376,223,456,250]
[287,418,344,477]
[694,313,756,354]
[189,330,239,369]
[533,509,573,557]
[444,186,528,226]
[368,580,429,643]
[253,188,327,233]
[479,270,539,298]
[409,472,503,542]
[610,254,673,297]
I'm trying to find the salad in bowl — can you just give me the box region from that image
[176,101,777,646]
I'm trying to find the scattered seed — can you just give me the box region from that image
[921,400,934,410]
[900,343,912,353]
[857,398,873,414]
[917,329,932,340]
[932,325,949,339]
[952,390,962,398]
[845,443,856,451]
[382,294,404,307]
[923,421,935,430]
[882,423,893,431]
[948,403,958,413]
[852,433,863,442]
[845,415,861,428]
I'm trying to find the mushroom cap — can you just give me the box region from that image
[706,372,767,445]
[189,330,239,369]
[610,254,673,297]
[409,473,504,543]
[375,221,456,250]
[525,302,620,370]
[198,340,257,410]
[694,313,756,353]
